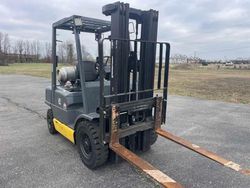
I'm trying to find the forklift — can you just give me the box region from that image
[45,2,249,187]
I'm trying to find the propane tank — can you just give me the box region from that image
[57,66,78,84]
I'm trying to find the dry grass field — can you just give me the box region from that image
[0,63,52,78]
[168,64,250,104]
[0,63,250,104]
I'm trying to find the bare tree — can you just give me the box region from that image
[16,40,24,63]
[30,40,36,56]
[44,42,51,63]
[81,44,94,61]
[3,33,10,54]
[11,42,18,63]
[0,32,3,53]
[0,33,10,65]
[31,40,40,62]
[12,43,18,54]
[58,42,66,63]
[35,40,40,62]
[24,40,31,62]
[66,41,74,64]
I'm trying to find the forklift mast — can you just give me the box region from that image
[103,2,158,99]
[98,2,170,144]
[103,2,159,102]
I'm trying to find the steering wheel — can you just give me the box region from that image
[95,56,111,74]
[103,56,110,66]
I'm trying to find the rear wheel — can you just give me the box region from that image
[76,121,108,169]
[47,109,57,134]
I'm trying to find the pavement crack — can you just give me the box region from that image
[1,96,46,120]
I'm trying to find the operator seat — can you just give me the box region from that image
[81,61,99,82]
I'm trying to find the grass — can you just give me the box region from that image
[168,64,250,104]
[1,63,250,104]
[0,63,52,78]
[0,63,67,78]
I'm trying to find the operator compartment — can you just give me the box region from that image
[45,60,110,127]
[46,60,110,104]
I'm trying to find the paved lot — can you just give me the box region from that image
[0,74,249,188]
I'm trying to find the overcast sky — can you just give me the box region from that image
[0,0,250,60]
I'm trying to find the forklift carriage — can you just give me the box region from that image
[45,2,249,187]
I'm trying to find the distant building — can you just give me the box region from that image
[187,58,202,64]
[231,60,250,64]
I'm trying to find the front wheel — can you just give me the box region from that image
[76,121,108,169]
[150,129,158,145]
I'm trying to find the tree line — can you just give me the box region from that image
[0,31,93,66]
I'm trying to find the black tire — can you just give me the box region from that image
[76,121,108,169]
[150,129,158,146]
[47,109,57,134]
